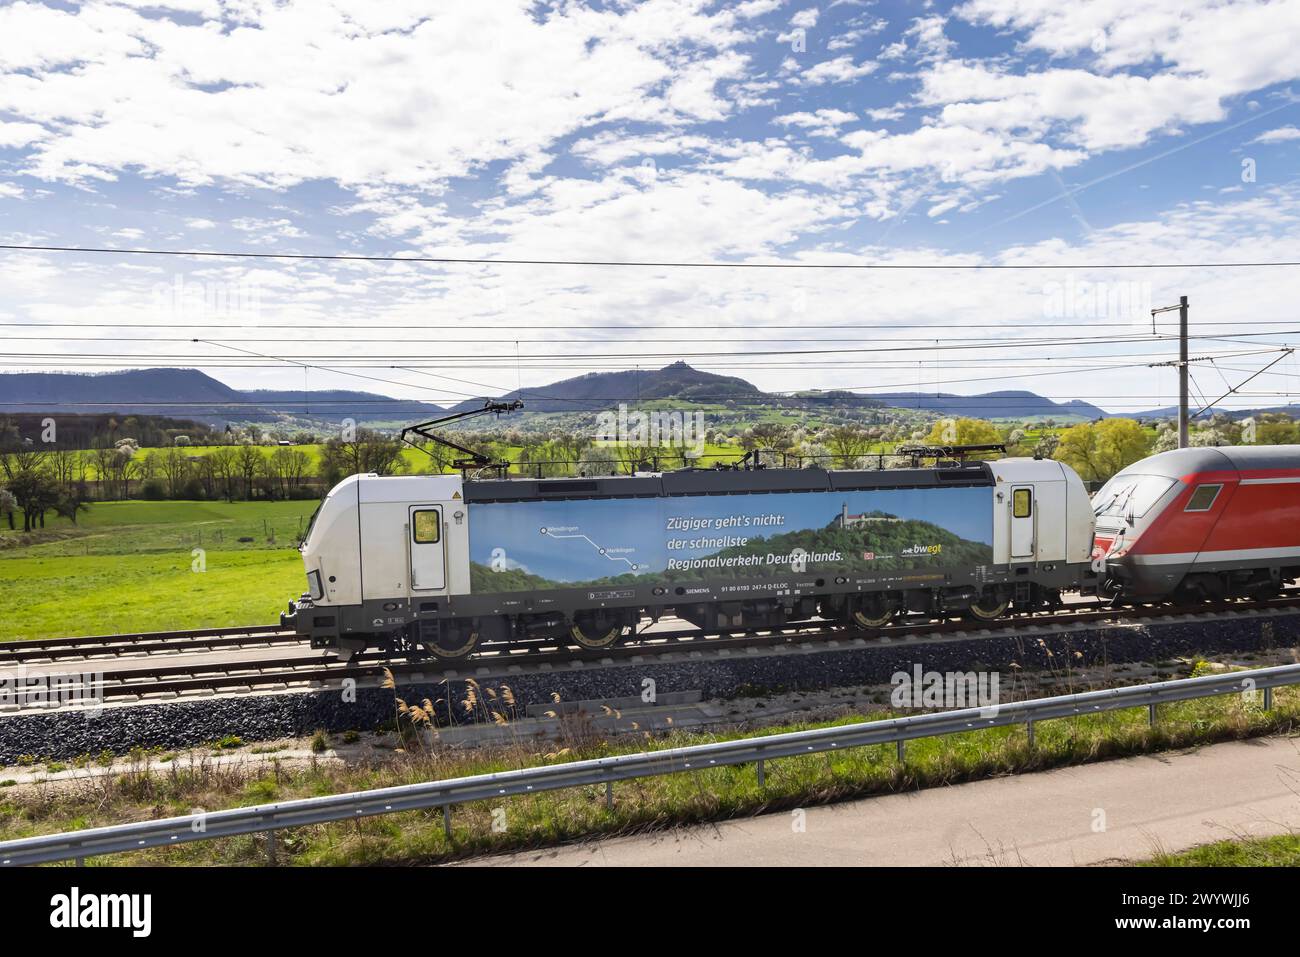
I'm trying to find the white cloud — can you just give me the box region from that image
[789,55,879,85]
[0,121,46,148]
[0,1,766,190]
[1252,125,1300,144]
[828,19,889,51]
[774,108,859,136]
[791,8,821,29]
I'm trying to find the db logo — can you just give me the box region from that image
[862,551,875,561]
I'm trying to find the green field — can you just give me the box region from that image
[0,500,316,640]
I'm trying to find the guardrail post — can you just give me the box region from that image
[1026,720,1035,749]
[1264,686,1274,711]
[266,830,276,865]
[75,857,84,867]
[1148,703,1157,727]
[442,805,453,841]
[896,739,905,763]
[605,781,613,810]
[757,758,766,788]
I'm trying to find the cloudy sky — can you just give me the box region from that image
[2,0,1300,415]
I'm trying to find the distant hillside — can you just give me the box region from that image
[12,364,1266,430]
[0,369,250,419]
[447,361,766,413]
[0,369,445,425]
[866,390,1108,422]
[1124,403,1300,421]
[241,389,445,420]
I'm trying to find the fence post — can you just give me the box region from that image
[1148,703,1157,727]
[757,758,766,788]
[1026,720,1035,749]
[266,830,276,865]
[442,805,453,841]
[605,781,613,810]
[896,739,905,762]
[1264,686,1274,711]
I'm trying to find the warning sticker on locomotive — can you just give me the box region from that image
[468,487,993,594]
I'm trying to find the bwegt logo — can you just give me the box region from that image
[0,668,104,717]
[595,404,707,457]
[50,887,151,938]
[891,664,1000,717]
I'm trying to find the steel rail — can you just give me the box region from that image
[0,624,297,658]
[1,661,1296,866]
[4,598,1300,706]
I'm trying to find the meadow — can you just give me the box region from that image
[0,500,317,640]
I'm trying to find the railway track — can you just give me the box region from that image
[0,624,304,663]
[3,592,1300,707]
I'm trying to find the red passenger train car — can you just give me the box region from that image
[1093,446,1300,600]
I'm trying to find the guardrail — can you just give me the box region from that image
[2,662,1296,866]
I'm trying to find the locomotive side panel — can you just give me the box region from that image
[459,485,997,616]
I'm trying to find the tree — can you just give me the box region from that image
[746,422,793,452]
[922,417,1002,448]
[319,430,405,485]
[161,447,191,498]
[7,467,60,531]
[825,425,874,468]
[236,443,265,499]
[1054,418,1150,482]
[0,487,16,530]
[207,447,238,502]
[268,446,310,497]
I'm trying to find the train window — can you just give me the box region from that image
[1184,484,1222,512]
[412,509,441,544]
[1012,488,1032,518]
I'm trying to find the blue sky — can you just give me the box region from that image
[2,0,1300,415]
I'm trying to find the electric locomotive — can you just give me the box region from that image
[283,452,1095,660]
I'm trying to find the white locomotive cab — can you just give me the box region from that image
[299,473,469,610]
[988,458,1094,566]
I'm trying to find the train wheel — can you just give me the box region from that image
[850,596,893,629]
[569,613,626,650]
[966,593,1009,622]
[423,619,480,659]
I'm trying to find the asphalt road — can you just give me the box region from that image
[462,734,1300,867]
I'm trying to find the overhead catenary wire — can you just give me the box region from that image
[3,242,1300,270]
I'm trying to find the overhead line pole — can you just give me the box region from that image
[1152,296,1190,447]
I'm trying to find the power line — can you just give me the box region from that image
[5,320,1300,330]
[3,242,1300,270]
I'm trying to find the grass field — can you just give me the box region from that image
[1144,833,1300,866]
[0,500,316,640]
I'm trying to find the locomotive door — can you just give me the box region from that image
[409,505,446,591]
[1010,486,1034,559]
